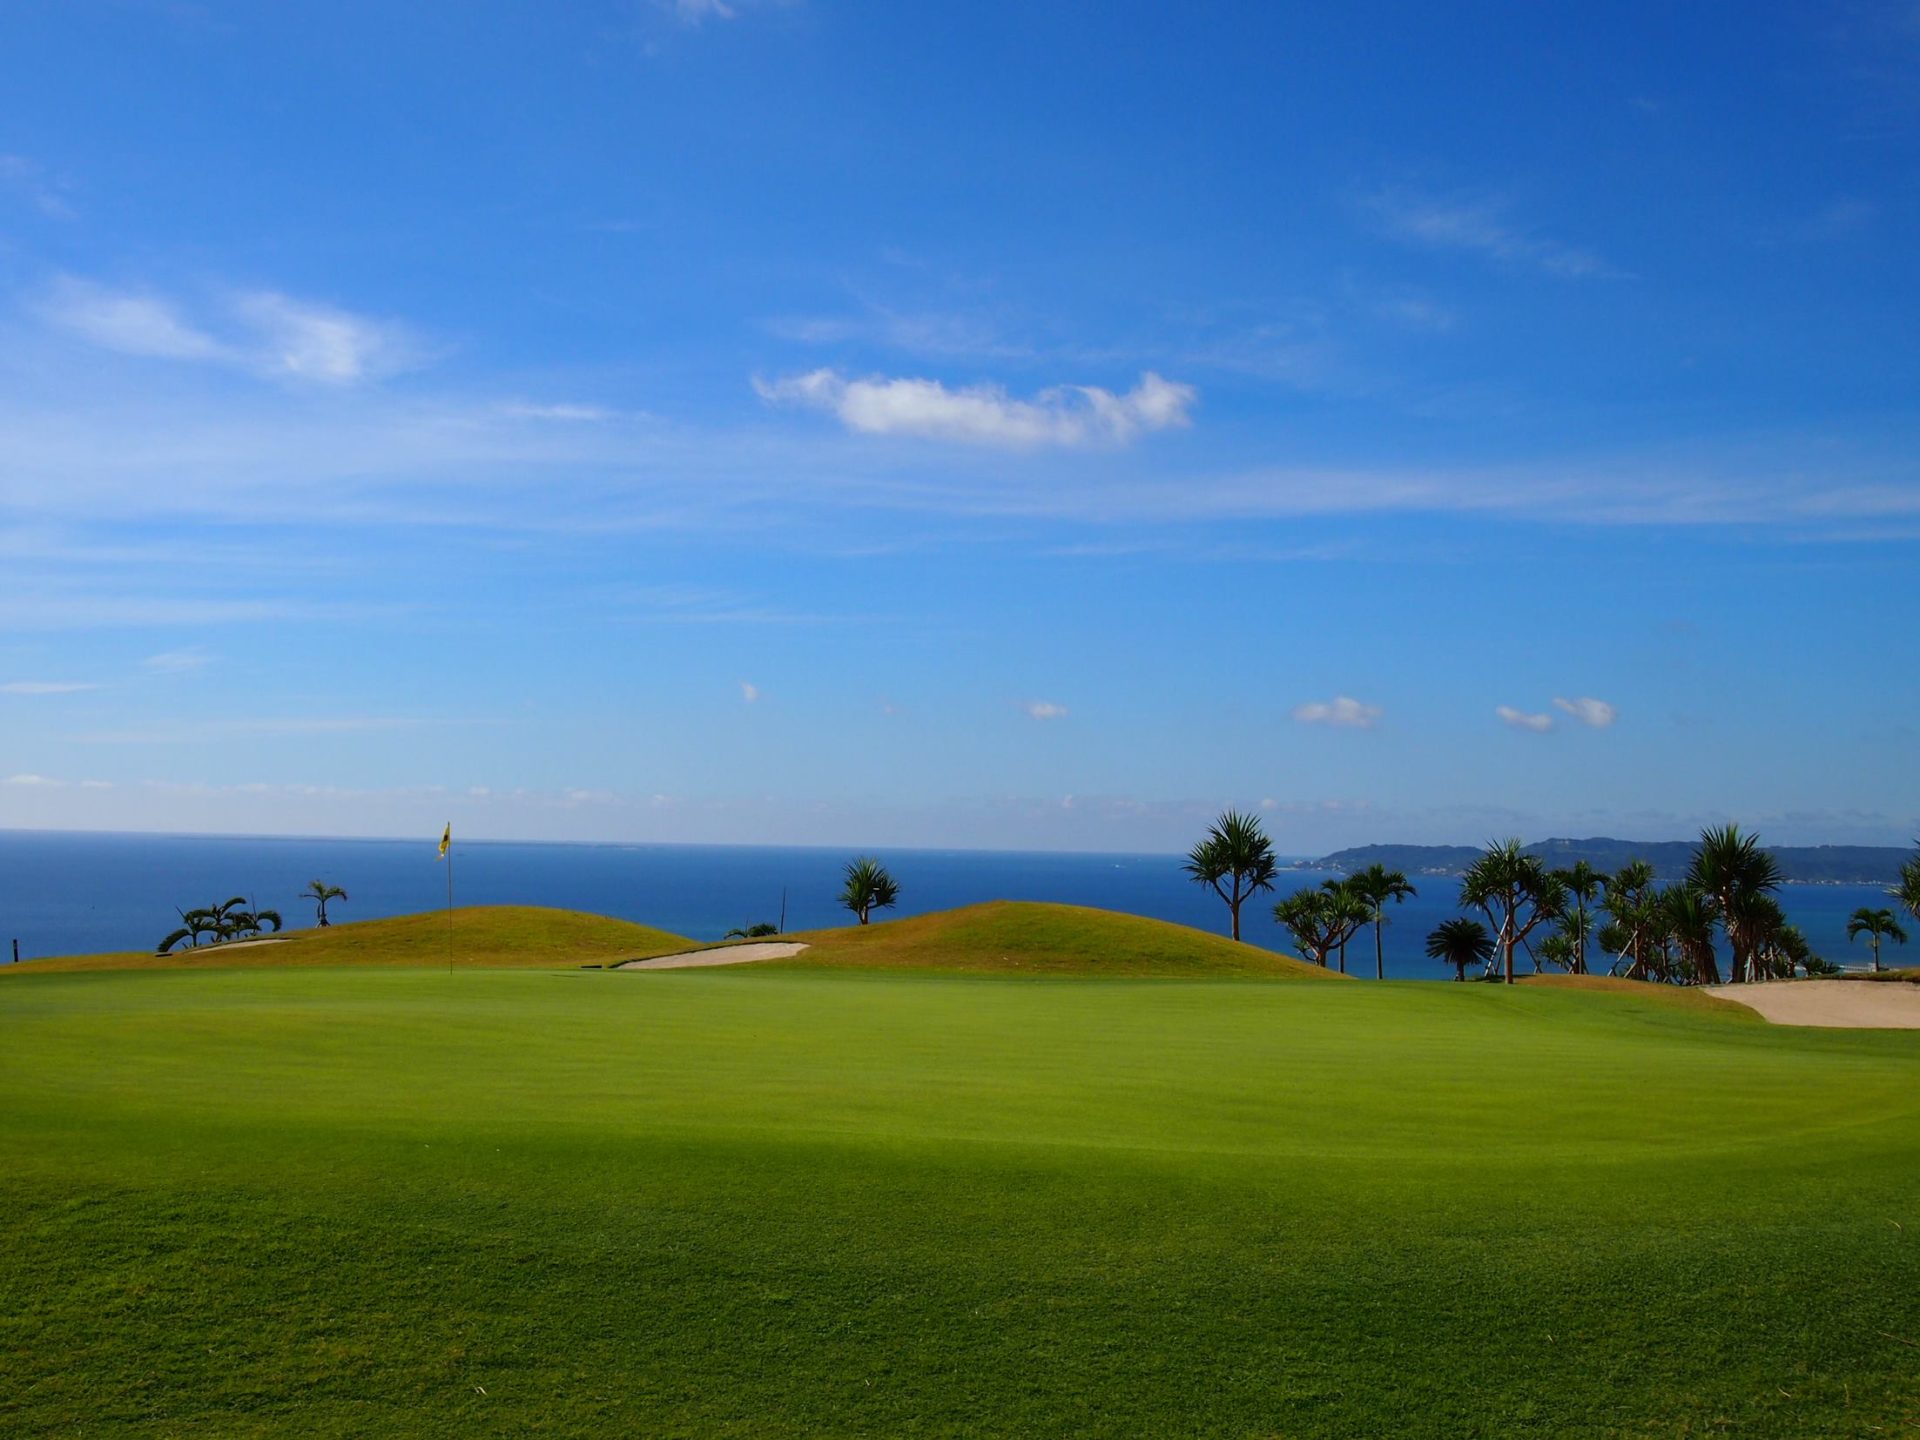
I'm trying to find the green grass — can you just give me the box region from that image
[5,905,696,973]
[2,918,1918,1436]
[787,900,1340,978]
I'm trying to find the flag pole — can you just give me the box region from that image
[440,822,454,975]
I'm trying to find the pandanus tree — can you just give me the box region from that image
[1426,917,1494,981]
[1600,860,1658,979]
[1552,861,1603,974]
[1688,824,1782,983]
[1847,907,1909,973]
[1348,864,1416,979]
[838,857,899,925]
[303,880,348,927]
[1320,878,1372,974]
[1891,844,1920,927]
[1272,887,1340,967]
[1184,809,1278,942]
[1662,885,1721,985]
[1458,839,1565,984]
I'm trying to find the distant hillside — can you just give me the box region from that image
[1308,838,1910,884]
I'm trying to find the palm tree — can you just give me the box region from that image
[1847,907,1909,973]
[1890,843,1920,926]
[1426,917,1493,981]
[1552,861,1602,974]
[1600,860,1657,979]
[1688,824,1781,983]
[1272,888,1338,967]
[1348,864,1416,979]
[1320,878,1372,975]
[1663,885,1720,985]
[839,857,899,925]
[1458,839,1565,984]
[1184,809,1279,942]
[304,880,348,928]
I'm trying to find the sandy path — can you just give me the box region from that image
[1705,979,1920,1029]
[616,941,810,971]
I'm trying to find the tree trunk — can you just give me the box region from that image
[1375,920,1385,980]
[1230,899,1241,942]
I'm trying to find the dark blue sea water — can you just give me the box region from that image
[0,830,1901,977]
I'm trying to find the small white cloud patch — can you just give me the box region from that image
[739,681,760,703]
[1553,696,1618,728]
[755,369,1196,449]
[1292,696,1382,729]
[1496,706,1555,732]
[1023,701,1069,720]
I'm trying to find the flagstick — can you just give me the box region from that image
[445,839,455,975]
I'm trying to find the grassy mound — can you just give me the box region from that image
[787,900,1340,978]
[8,905,695,973]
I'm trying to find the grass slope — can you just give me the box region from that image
[7,905,695,974]
[788,899,1340,978]
[3,967,1917,1436]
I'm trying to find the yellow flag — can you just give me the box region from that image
[438,823,450,859]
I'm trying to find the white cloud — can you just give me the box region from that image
[1,680,97,694]
[39,277,225,360]
[1553,695,1618,728]
[499,402,612,422]
[78,779,112,789]
[1496,706,1555,733]
[739,681,760,703]
[5,773,62,786]
[233,291,419,384]
[37,277,422,385]
[1369,190,1618,279]
[1023,700,1069,720]
[754,369,1196,448]
[672,0,737,19]
[1292,696,1382,729]
[142,649,213,673]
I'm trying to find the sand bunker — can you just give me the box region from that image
[1706,979,1920,1029]
[616,942,809,971]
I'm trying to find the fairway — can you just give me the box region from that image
[3,966,1918,1436]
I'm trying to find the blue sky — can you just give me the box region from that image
[2,0,1917,853]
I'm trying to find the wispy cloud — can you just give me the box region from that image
[4,773,62,786]
[739,680,760,703]
[755,369,1196,448]
[36,277,426,385]
[1368,189,1619,279]
[0,154,76,219]
[142,649,213,673]
[1553,695,1618,728]
[1022,700,1069,720]
[37,278,224,360]
[1292,696,1382,729]
[1,680,98,695]
[1496,705,1555,732]
[497,401,613,422]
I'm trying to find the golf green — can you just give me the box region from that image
[3,965,1916,1436]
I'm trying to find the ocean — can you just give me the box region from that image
[0,829,1902,977]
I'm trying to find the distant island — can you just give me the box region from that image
[1304,837,1910,885]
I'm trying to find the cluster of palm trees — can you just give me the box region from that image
[157,896,283,953]
[1188,810,1920,985]
[1186,810,1415,977]
[1427,828,1825,985]
[154,878,348,953]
